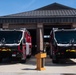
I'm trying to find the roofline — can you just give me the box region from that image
[36,2,76,10]
[0,17,76,24]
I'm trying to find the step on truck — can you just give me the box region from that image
[50,28,76,63]
[0,28,32,63]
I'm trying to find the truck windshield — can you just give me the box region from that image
[55,31,76,44]
[0,31,22,44]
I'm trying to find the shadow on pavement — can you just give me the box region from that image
[0,56,76,67]
[45,57,76,66]
[22,68,36,70]
[62,74,76,75]
[23,56,76,67]
[0,58,21,65]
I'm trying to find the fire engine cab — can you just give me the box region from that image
[0,28,32,63]
[50,28,76,63]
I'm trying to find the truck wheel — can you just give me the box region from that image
[52,54,59,63]
[20,56,26,63]
[27,55,31,59]
[20,59,26,63]
[0,57,2,63]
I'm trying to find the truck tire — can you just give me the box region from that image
[21,59,26,63]
[52,53,59,63]
[0,57,2,63]
[20,55,27,63]
[27,55,31,59]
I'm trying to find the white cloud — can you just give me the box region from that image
[22,0,36,11]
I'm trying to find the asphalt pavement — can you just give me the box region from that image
[0,56,76,75]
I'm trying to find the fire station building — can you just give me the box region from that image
[0,3,76,54]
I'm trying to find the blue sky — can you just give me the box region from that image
[0,0,76,16]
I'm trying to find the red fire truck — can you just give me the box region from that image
[0,28,32,63]
[50,28,76,63]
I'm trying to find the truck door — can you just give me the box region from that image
[25,32,32,56]
[22,38,26,60]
